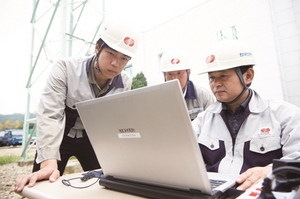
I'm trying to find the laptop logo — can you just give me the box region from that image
[119,128,135,133]
[118,128,141,139]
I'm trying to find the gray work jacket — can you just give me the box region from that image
[185,81,215,120]
[192,90,300,174]
[36,56,132,164]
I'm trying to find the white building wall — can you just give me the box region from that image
[133,0,300,107]
[271,0,300,106]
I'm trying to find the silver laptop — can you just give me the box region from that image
[76,80,237,196]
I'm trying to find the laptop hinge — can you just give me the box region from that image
[100,175,228,199]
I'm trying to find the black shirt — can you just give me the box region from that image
[220,89,253,146]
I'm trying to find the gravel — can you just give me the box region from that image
[0,146,82,199]
[0,146,34,199]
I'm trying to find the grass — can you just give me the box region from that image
[0,155,22,165]
[0,154,35,165]
[0,155,77,165]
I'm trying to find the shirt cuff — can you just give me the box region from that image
[36,147,61,164]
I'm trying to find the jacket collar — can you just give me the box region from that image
[248,90,268,113]
[185,80,197,100]
[112,73,124,88]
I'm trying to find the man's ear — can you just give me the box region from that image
[244,68,254,85]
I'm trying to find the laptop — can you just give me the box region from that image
[76,80,238,198]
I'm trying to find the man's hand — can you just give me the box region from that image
[235,166,272,191]
[14,159,60,192]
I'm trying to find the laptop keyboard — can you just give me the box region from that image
[210,179,227,189]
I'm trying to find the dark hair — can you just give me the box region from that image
[96,38,106,47]
[239,65,254,74]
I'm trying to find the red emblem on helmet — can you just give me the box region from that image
[124,37,135,47]
[171,58,180,64]
[206,55,215,64]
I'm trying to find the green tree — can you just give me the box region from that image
[131,72,147,89]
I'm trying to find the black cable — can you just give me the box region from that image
[61,170,103,189]
[62,176,100,189]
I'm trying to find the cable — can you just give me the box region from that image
[62,176,100,189]
[61,170,103,189]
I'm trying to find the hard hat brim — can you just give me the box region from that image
[198,63,255,75]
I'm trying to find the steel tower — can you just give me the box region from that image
[21,0,105,162]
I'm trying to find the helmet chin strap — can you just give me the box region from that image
[94,43,105,75]
[220,67,248,104]
[94,57,102,75]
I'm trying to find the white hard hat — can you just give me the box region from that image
[99,20,140,58]
[160,48,192,72]
[199,40,255,75]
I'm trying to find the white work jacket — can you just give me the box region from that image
[36,56,132,164]
[192,90,300,175]
[184,81,215,120]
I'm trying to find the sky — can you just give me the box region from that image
[0,0,202,115]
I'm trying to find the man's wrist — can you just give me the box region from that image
[40,159,58,169]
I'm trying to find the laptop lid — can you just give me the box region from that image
[76,80,236,196]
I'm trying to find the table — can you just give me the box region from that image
[22,171,300,199]
[21,171,244,199]
[21,172,145,199]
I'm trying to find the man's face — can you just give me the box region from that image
[208,69,244,103]
[164,70,189,89]
[97,46,131,79]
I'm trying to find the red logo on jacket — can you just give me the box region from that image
[260,128,271,135]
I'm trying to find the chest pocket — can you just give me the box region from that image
[198,134,226,170]
[199,134,220,151]
[249,136,281,154]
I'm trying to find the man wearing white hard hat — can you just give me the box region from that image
[15,20,140,192]
[192,40,300,191]
[160,48,215,120]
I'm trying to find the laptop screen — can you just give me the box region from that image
[76,80,234,196]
